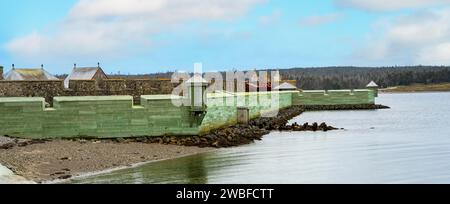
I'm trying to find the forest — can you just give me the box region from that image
[275,66,450,90]
[97,66,450,90]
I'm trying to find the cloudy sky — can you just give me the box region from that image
[1,0,450,74]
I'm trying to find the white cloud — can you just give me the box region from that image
[354,8,450,65]
[299,13,344,26]
[6,0,264,61]
[336,0,450,11]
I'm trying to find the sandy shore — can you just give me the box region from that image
[0,139,213,183]
[380,83,450,93]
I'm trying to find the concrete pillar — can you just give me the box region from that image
[237,107,250,124]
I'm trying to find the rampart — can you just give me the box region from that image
[0,91,294,139]
[0,89,376,139]
[292,89,375,106]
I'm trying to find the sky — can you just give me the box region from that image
[2,0,450,74]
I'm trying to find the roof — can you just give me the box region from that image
[273,82,298,90]
[186,74,208,85]
[3,68,58,81]
[64,67,106,88]
[366,81,379,88]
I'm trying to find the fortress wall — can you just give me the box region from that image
[293,89,375,106]
[0,92,295,139]
[0,89,376,139]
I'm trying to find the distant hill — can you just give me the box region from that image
[105,66,450,90]
[277,66,450,90]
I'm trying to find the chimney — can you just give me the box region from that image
[0,65,3,80]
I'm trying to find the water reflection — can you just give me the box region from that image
[73,153,212,184]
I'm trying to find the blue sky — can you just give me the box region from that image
[1,0,450,74]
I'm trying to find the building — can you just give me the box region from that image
[366,81,379,97]
[3,64,58,81]
[64,64,108,88]
[273,82,298,91]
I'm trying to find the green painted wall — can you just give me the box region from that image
[200,91,294,134]
[292,89,375,106]
[0,89,375,139]
[0,96,197,139]
[0,92,294,139]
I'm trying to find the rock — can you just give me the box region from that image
[78,139,87,144]
[312,123,318,131]
[58,175,72,180]
[116,138,126,143]
[60,157,71,161]
[0,142,15,149]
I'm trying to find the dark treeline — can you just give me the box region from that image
[277,66,450,90]
[102,66,450,90]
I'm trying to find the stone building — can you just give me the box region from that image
[366,81,379,97]
[3,64,58,80]
[64,64,108,88]
[0,65,3,80]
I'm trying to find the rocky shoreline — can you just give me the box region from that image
[301,104,390,111]
[118,104,387,148]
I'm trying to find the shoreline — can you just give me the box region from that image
[0,104,388,184]
[381,90,450,94]
[380,83,450,93]
[0,140,214,183]
[48,151,216,184]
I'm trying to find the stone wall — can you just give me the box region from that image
[0,92,296,139]
[0,79,176,105]
[292,89,375,106]
[0,80,66,104]
[0,87,378,139]
[200,91,294,134]
[0,96,195,139]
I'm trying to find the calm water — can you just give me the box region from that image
[72,92,450,184]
